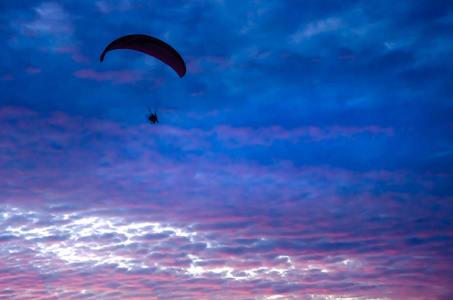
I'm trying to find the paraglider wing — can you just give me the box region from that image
[100,34,186,78]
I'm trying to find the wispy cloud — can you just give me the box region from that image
[1,0,453,298]
[74,69,145,84]
[18,2,74,37]
[1,107,452,298]
[290,18,345,44]
[0,74,14,81]
[25,67,41,74]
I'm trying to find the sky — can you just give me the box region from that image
[0,0,453,299]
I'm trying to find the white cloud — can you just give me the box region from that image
[0,205,333,283]
[8,2,77,54]
[22,2,74,36]
[289,18,344,44]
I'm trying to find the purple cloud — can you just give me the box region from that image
[74,69,145,84]
[1,0,452,298]
[0,106,451,299]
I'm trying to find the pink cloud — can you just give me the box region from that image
[187,110,219,119]
[191,91,206,97]
[149,78,165,90]
[0,106,451,299]
[74,69,144,84]
[185,55,233,74]
[55,46,78,54]
[71,54,91,64]
[25,67,41,74]
[0,74,13,81]
[338,54,356,60]
[204,56,232,69]
[0,106,38,119]
[185,56,203,73]
[95,0,141,13]
[212,124,394,146]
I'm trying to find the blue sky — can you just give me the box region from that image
[1,1,453,299]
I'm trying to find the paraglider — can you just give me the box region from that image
[146,108,159,124]
[100,34,186,124]
[100,34,186,78]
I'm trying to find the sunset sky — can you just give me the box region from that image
[1,1,453,299]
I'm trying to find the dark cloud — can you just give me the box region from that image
[140,232,173,241]
[0,235,21,243]
[29,234,70,243]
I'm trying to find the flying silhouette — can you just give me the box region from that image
[146,108,159,124]
[100,34,186,77]
[100,34,187,124]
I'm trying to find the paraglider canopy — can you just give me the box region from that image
[100,34,186,78]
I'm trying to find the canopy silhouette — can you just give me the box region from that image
[100,34,186,78]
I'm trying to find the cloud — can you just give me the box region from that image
[7,2,84,59]
[95,0,138,13]
[186,56,234,74]
[1,0,453,298]
[0,75,14,81]
[0,106,452,298]
[19,2,74,37]
[25,67,41,74]
[290,18,344,44]
[74,69,145,84]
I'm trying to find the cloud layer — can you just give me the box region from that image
[1,0,452,299]
[1,107,452,299]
